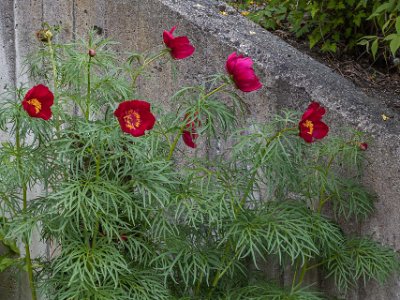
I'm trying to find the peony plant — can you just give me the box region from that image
[0,24,398,300]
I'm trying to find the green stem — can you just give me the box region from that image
[291,260,300,291]
[2,194,17,215]
[47,39,60,135]
[166,124,186,161]
[212,253,237,286]
[131,50,169,89]
[155,122,173,149]
[237,127,297,211]
[195,272,204,296]
[166,83,229,160]
[206,239,234,299]
[92,219,100,249]
[294,261,308,289]
[317,154,336,213]
[207,249,238,299]
[15,120,37,300]
[202,83,228,99]
[48,40,58,103]
[23,189,37,300]
[85,56,92,121]
[144,50,169,66]
[305,260,326,271]
[91,155,101,249]
[297,155,337,288]
[208,127,297,298]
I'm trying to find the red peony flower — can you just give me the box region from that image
[22,84,54,120]
[182,113,200,148]
[226,52,262,92]
[114,100,156,137]
[299,102,329,143]
[163,26,195,60]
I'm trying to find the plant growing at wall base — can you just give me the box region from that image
[0,24,398,300]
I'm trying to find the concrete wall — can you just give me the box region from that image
[0,0,399,299]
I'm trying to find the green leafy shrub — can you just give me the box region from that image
[0,24,398,300]
[235,0,400,63]
[358,1,400,61]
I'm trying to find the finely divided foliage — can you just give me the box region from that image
[0,26,398,300]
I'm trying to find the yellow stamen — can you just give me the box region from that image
[303,120,314,135]
[27,98,42,114]
[123,110,141,129]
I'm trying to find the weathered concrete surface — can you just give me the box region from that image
[0,0,399,299]
[0,0,15,93]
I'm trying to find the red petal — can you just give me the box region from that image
[299,131,313,143]
[226,52,238,74]
[236,79,263,92]
[163,30,174,46]
[169,26,177,35]
[131,100,151,111]
[37,108,52,120]
[171,44,195,59]
[168,36,195,59]
[233,56,253,72]
[163,26,177,45]
[140,110,156,131]
[169,36,190,46]
[22,100,39,118]
[234,71,263,92]
[130,128,146,137]
[114,100,151,118]
[25,84,54,106]
[301,102,325,121]
[182,130,197,148]
[312,121,329,139]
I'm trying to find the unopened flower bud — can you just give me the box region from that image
[36,29,53,42]
[359,142,368,151]
[44,30,53,40]
[88,49,96,57]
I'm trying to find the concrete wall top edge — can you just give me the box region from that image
[159,0,400,138]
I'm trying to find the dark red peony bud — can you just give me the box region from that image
[359,142,368,151]
[88,49,96,57]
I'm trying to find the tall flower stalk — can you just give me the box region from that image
[15,118,37,300]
